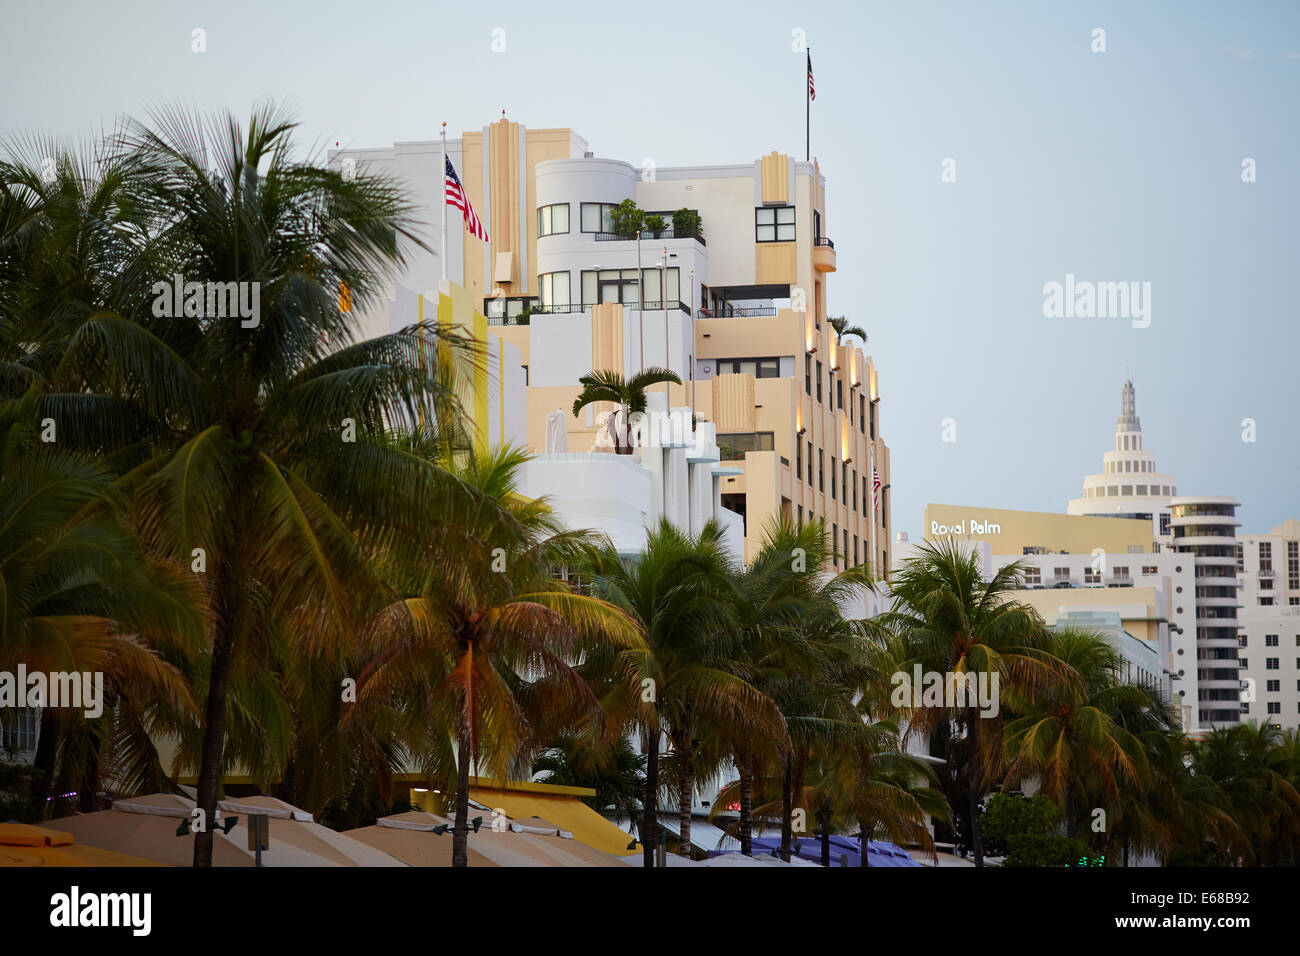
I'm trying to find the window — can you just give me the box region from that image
[795,438,802,480]
[756,205,796,242]
[717,357,781,378]
[797,505,803,529]
[836,378,844,410]
[805,355,812,395]
[831,456,837,500]
[1239,636,1248,647]
[581,268,680,309]
[852,470,858,510]
[1268,702,1281,715]
[1142,565,1158,575]
[0,707,37,753]
[818,450,824,492]
[715,432,775,456]
[832,524,839,564]
[1261,597,1275,606]
[1024,566,1042,585]
[842,462,848,503]
[854,535,859,566]
[1266,634,1279,647]
[580,202,617,233]
[816,361,823,403]
[859,395,866,433]
[538,271,570,309]
[537,203,569,237]
[1267,680,1280,692]
[1266,658,1279,670]
[862,476,868,516]
[1084,567,1100,584]
[807,441,813,487]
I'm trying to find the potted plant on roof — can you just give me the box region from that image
[828,315,867,343]
[643,214,666,239]
[609,199,644,240]
[672,207,702,241]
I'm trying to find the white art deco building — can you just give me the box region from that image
[1068,379,1178,539]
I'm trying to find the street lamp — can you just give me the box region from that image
[658,250,677,395]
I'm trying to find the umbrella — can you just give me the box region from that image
[0,822,165,867]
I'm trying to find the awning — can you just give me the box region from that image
[467,781,637,856]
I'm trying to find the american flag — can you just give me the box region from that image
[872,465,881,511]
[807,52,815,101]
[445,156,489,242]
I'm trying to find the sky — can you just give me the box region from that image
[3,0,1296,536]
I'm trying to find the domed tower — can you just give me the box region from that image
[1067,379,1178,525]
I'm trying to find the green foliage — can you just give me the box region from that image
[643,214,666,236]
[981,792,1091,867]
[609,199,644,239]
[672,207,703,238]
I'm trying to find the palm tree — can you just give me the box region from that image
[731,517,882,862]
[571,367,681,454]
[880,539,1069,865]
[827,316,867,343]
[1002,628,1155,829]
[1190,724,1300,865]
[355,445,644,867]
[0,392,204,815]
[27,103,478,864]
[583,519,783,863]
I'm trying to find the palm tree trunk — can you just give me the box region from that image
[739,762,754,856]
[193,595,238,867]
[29,708,59,818]
[780,757,793,863]
[642,730,658,867]
[818,807,831,867]
[453,727,471,867]
[859,819,870,867]
[78,731,100,812]
[967,706,985,867]
[678,753,693,858]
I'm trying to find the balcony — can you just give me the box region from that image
[593,228,705,246]
[813,236,837,272]
[697,305,778,318]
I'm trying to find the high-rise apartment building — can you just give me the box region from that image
[1236,520,1300,730]
[332,117,891,570]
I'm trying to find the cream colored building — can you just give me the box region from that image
[897,504,1193,728]
[332,118,890,570]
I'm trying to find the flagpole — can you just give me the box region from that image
[440,122,448,285]
[805,49,810,162]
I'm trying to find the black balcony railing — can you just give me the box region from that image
[698,306,778,318]
[583,300,691,315]
[814,236,835,249]
[593,228,705,245]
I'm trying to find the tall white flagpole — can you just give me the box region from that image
[440,122,448,285]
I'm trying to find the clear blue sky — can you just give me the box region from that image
[3,0,1296,535]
